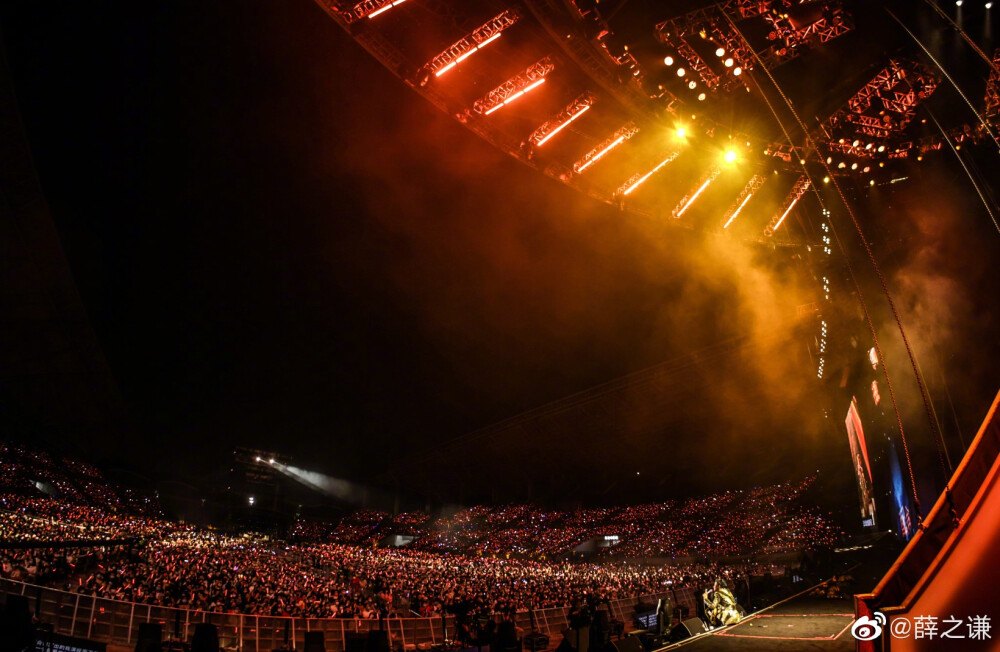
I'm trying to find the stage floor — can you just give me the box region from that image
[663,595,856,651]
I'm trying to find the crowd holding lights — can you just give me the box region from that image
[0,444,842,620]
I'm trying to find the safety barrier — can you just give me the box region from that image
[1,578,692,650]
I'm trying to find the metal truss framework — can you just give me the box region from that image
[764,175,810,237]
[573,122,640,173]
[722,174,766,229]
[526,92,596,146]
[820,60,940,147]
[656,2,851,94]
[616,151,680,197]
[986,49,1000,125]
[672,167,722,218]
[336,0,407,23]
[422,10,521,77]
[762,4,853,50]
[472,58,556,115]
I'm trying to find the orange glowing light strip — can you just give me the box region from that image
[623,153,678,196]
[484,78,546,115]
[578,137,624,172]
[537,105,591,146]
[675,172,718,217]
[723,191,755,229]
[437,32,503,76]
[435,61,457,76]
[772,195,802,231]
[368,0,406,19]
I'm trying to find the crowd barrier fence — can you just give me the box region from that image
[1,578,701,651]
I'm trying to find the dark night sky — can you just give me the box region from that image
[1,0,998,505]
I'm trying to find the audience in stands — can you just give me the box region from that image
[0,442,839,621]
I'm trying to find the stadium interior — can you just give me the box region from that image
[1,0,1000,651]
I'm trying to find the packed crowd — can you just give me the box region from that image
[24,530,758,619]
[291,476,840,559]
[0,442,836,621]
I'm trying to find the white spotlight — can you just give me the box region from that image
[269,458,275,464]
[715,47,725,57]
[724,58,734,67]
[733,67,742,76]
[664,56,674,66]
[677,68,686,77]
[688,80,697,89]
[698,92,707,101]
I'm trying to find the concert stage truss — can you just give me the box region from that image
[312,0,999,246]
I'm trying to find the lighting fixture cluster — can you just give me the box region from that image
[764,176,810,236]
[527,92,596,147]
[818,319,828,379]
[472,58,555,116]
[672,167,721,218]
[721,174,765,229]
[821,212,832,255]
[617,151,680,196]
[339,0,407,23]
[573,122,640,173]
[422,9,520,78]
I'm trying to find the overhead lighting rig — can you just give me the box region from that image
[985,49,1000,126]
[673,167,722,218]
[472,57,555,116]
[656,2,852,94]
[819,60,940,146]
[337,0,407,23]
[421,9,521,79]
[722,174,766,229]
[527,92,596,147]
[617,151,680,196]
[764,176,810,236]
[573,122,640,173]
